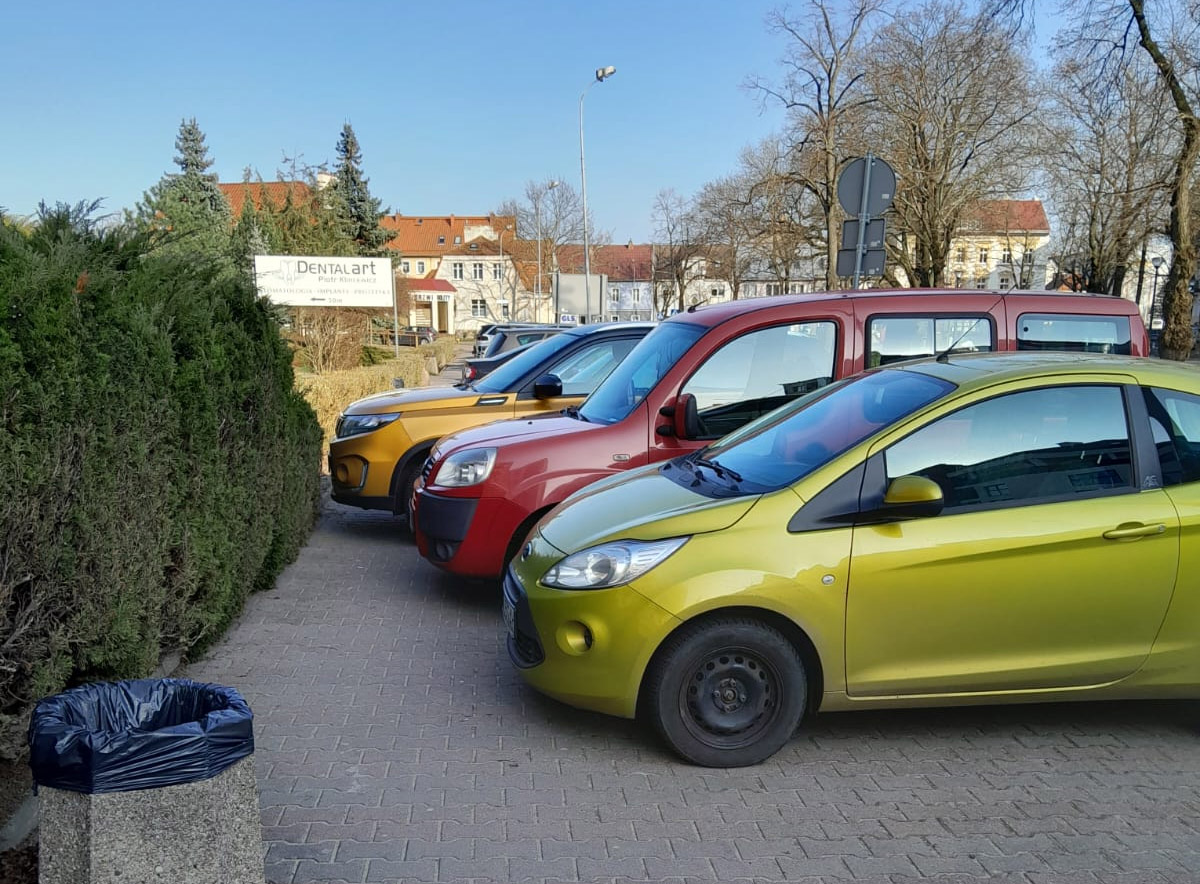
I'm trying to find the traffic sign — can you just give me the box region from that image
[837,156,896,217]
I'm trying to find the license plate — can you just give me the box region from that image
[502,598,516,637]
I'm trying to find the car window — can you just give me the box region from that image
[680,321,837,439]
[473,333,576,393]
[867,315,994,367]
[675,369,954,496]
[886,385,1134,510]
[1143,387,1200,486]
[1016,313,1132,354]
[545,338,641,396]
[579,322,706,424]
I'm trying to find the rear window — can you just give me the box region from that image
[867,315,994,366]
[1016,313,1132,354]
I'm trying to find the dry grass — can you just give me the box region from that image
[297,355,430,456]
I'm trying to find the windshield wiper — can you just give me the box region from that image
[563,405,590,422]
[693,456,743,484]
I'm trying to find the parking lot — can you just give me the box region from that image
[187,498,1200,884]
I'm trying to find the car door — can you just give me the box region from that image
[845,379,1180,697]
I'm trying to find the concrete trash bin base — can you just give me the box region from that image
[38,754,263,884]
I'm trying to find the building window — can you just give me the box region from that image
[1000,274,1012,288]
[611,314,619,322]
[787,282,804,294]
[452,262,464,280]
[417,260,426,274]
[401,260,410,273]
[471,298,487,317]
[956,247,967,263]
[630,313,641,321]
[472,263,484,280]
[1022,251,1034,265]
[979,249,989,263]
[501,304,510,319]
[438,235,445,245]
[766,283,782,296]
[976,276,988,288]
[493,263,503,281]
[744,283,757,297]
[1001,248,1013,264]
[609,286,620,303]
[454,235,462,244]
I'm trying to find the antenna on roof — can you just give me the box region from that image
[935,293,1004,363]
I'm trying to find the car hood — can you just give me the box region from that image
[432,414,594,457]
[538,467,757,554]
[343,385,499,415]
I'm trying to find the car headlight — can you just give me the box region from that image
[542,537,688,590]
[433,447,497,487]
[336,412,400,438]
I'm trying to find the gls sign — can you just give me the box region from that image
[253,254,394,307]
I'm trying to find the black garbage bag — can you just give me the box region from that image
[28,678,254,794]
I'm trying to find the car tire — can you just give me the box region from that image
[397,460,423,533]
[644,617,806,767]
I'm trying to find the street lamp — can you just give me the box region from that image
[580,65,616,324]
[1151,255,1165,331]
[536,180,559,320]
[498,223,513,321]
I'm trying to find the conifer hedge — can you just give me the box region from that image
[0,213,321,754]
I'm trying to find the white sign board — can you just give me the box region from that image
[253,255,394,307]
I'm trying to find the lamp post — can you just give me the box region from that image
[580,65,616,325]
[1151,256,1165,332]
[498,223,513,321]
[536,180,559,321]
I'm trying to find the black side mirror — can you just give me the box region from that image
[533,373,563,399]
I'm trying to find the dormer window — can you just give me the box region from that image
[454,235,462,244]
[438,235,445,245]
[469,243,479,250]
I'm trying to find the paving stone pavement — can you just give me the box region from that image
[186,496,1200,884]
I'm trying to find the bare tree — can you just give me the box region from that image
[861,1,1043,287]
[1043,56,1173,295]
[652,189,708,315]
[741,138,825,289]
[748,0,887,287]
[990,0,1199,358]
[693,173,757,299]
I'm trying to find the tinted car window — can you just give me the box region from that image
[473,333,576,392]
[1017,313,1132,354]
[545,338,641,397]
[675,369,953,495]
[867,316,994,366]
[1143,387,1200,486]
[886,385,1134,510]
[680,321,837,438]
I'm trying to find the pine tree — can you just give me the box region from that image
[329,123,391,256]
[133,118,233,261]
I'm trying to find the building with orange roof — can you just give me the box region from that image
[943,199,1052,290]
[218,180,313,217]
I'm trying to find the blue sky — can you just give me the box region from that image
[1,1,800,242]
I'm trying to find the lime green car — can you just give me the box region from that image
[504,353,1200,766]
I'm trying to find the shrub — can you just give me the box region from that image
[0,210,321,755]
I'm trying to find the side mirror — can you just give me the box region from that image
[533,373,563,399]
[878,475,944,519]
[657,393,703,439]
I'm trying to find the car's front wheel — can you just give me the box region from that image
[644,617,806,767]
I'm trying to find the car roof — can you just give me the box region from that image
[666,287,1140,330]
[895,351,1199,391]
[557,321,658,339]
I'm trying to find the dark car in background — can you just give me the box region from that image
[461,341,537,383]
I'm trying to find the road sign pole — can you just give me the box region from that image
[853,154,874,289]
[390,264,400,358]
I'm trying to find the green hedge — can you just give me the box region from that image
[0,216,321,755]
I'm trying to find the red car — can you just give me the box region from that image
[414,288,1149,579]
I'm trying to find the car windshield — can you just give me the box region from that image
[676,368,955,495]
[578,322,707,424]
[473,333,576,392]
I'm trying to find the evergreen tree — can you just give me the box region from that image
[230,188,270,279]
[133,118,233,261]
[329,123,391,256]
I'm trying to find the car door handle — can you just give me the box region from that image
[1102,523,1166,540]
